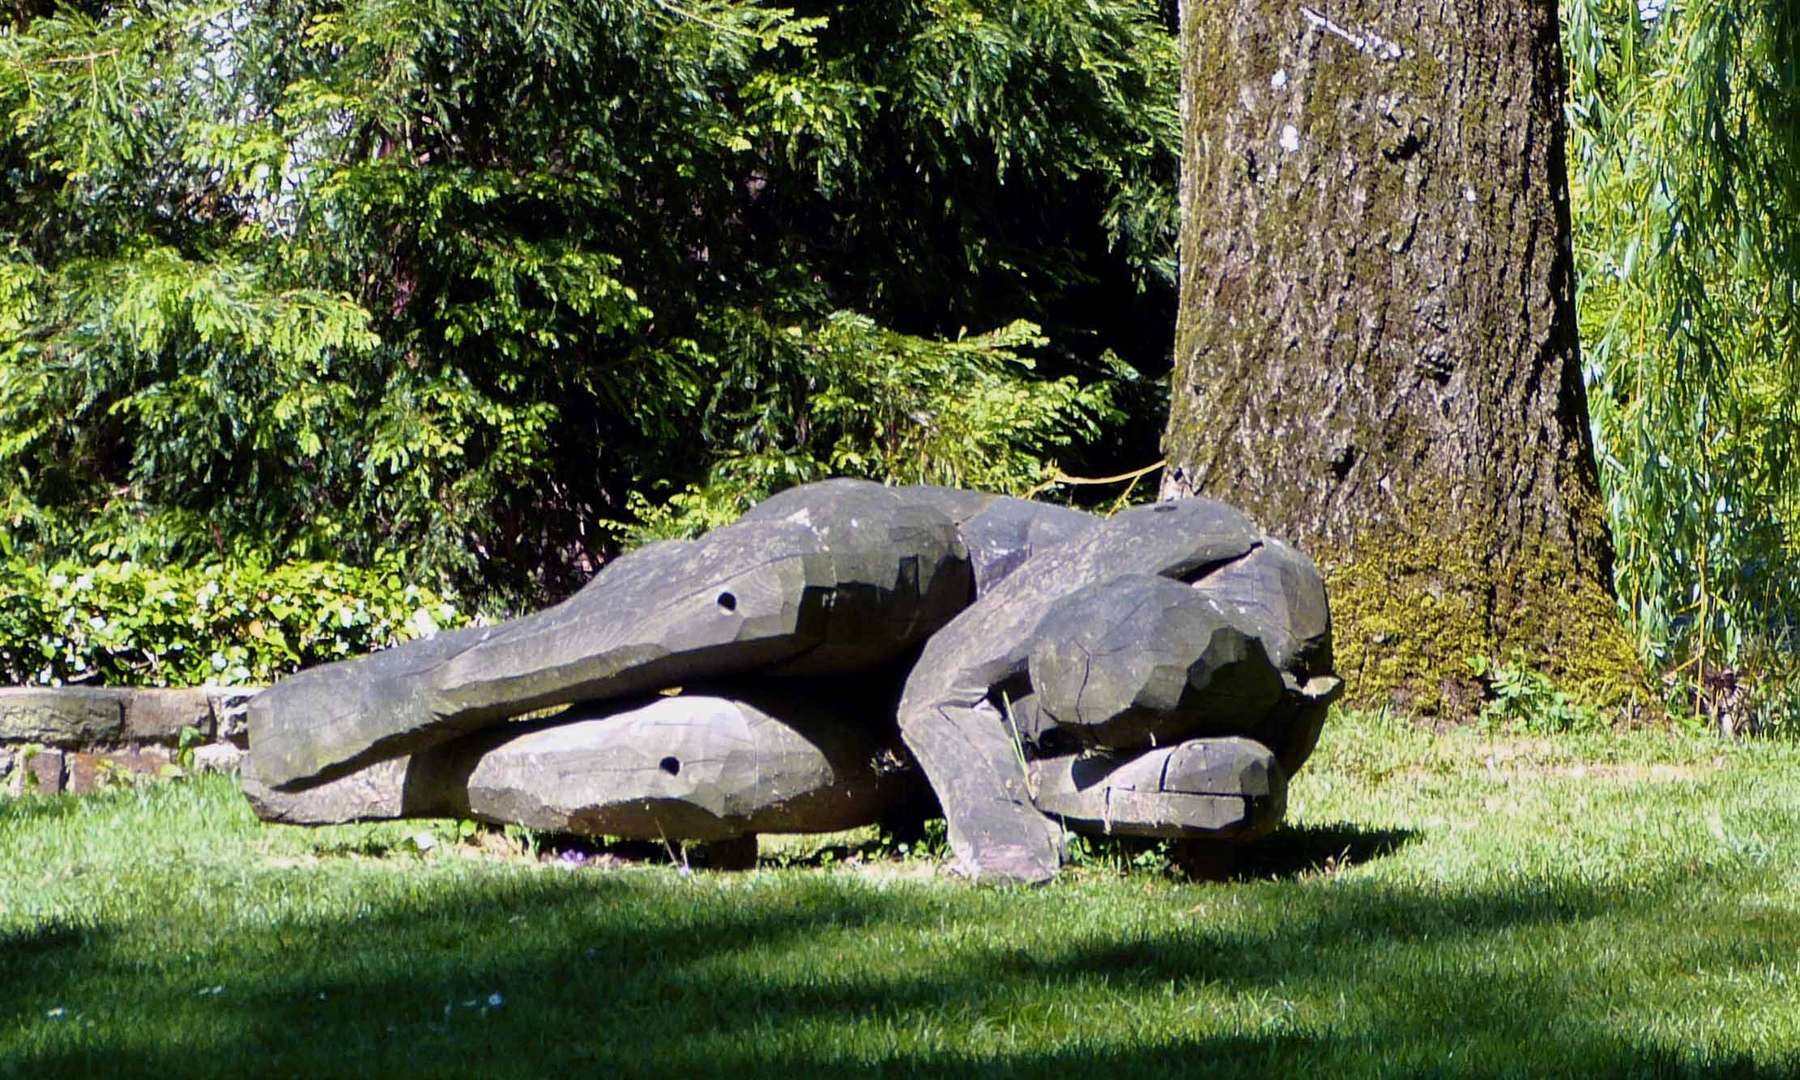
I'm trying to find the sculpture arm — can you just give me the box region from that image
[897,678,1063,884]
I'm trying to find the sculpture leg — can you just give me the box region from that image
[245,677,929,841]
[898,687,1065,884]
[895,499,1265,884]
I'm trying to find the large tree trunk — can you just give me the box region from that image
[1161,0,1640,714]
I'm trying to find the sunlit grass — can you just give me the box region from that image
[5,710,1800,1077]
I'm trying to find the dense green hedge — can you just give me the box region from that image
[0,561,466,687]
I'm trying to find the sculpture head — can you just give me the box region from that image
[1026,573,1285,752]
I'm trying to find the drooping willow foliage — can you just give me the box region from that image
[1565,0,1800,717]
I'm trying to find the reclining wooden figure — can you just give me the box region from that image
[244,478,1341,883]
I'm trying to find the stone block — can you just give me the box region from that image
[123,689,214,745]
[207,688,261,748]
[23,748,65,795]
[0,688,128,747]
[66,748,171,793]
[193,742,245,774]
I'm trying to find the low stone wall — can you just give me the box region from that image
[0,686,259,796]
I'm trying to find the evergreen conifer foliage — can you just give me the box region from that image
[0,1,1179,605]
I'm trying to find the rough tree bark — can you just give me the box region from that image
[1160,0,1640,714]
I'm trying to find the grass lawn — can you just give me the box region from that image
[5,710,1800,1078]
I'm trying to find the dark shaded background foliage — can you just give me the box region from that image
[0,0,1181,609]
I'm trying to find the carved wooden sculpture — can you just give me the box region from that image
[245,479,1340,883]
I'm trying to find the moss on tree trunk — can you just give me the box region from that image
[1162,0,1642,716]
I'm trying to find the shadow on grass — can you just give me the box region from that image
[0,791,87,828]
[528,821,1418,880]
[5,840,1796,1080]
[0,918,90,963]
[1232,821,1421,880]
[1025,822,1420,884]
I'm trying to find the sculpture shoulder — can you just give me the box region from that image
[955,496,1098,593]
[735,478,1102,594]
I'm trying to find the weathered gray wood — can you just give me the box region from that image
[1190,539,1331,678]
[245,623,507,791]
[1190,539,1342,772]
[1027,574,1285,752]
[896,498,1261,884]
[897,489,1100,593]
[766,482,1099,593]
[242,753,428,825]
[244,681,927,840]
[1031,736,1286,840]
[249,480,972,790]
[455,687,922,840]
[242,478,1339,884]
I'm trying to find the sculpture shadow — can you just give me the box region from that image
[1227,821,1421,881]
[1055,821,1419,883]
[504,819,1416,879]
[5,850,1795,1079]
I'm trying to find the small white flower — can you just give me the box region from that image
[407,607,441,638]
[487,992,503,1008]
[46,1007,66,1020]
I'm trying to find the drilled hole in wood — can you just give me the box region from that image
[716,591,737,612]
[660,756,681,776]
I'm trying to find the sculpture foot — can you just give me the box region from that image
[946,816,1064,885]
